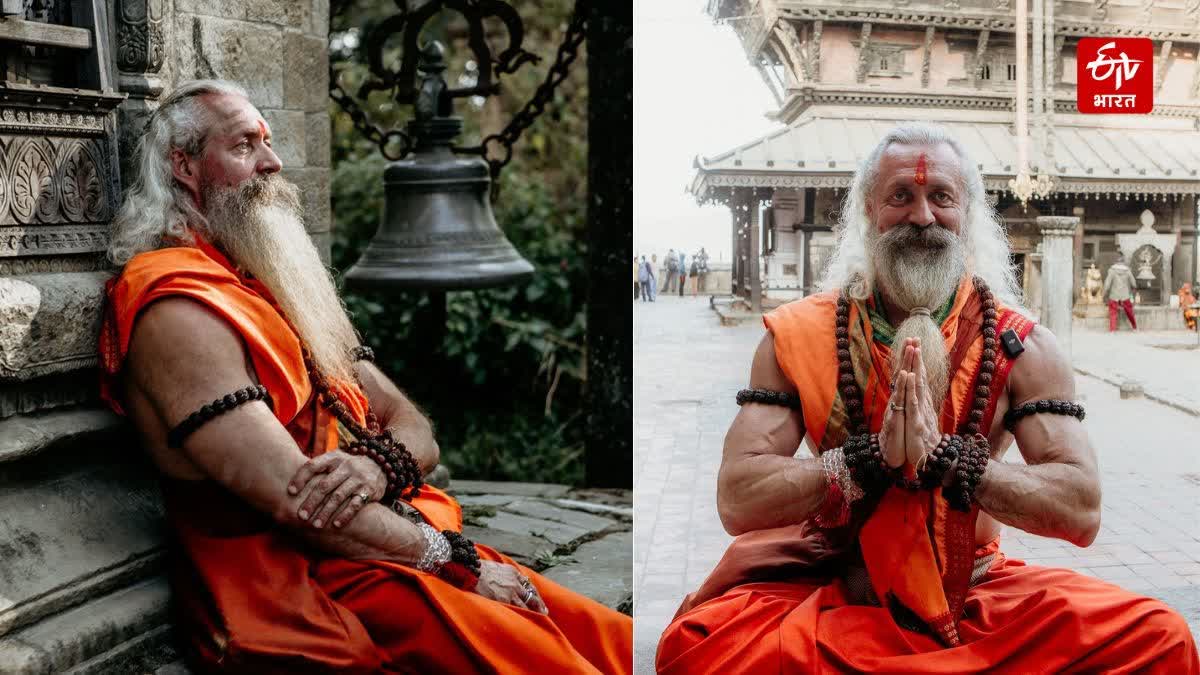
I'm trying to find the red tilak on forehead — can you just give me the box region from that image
[914,153,928,185]
[257,119,268,138]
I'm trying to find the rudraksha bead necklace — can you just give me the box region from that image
[834,277,998,511]
[305,350,423,502]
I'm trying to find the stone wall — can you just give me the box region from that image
[169,0,332,257]
[116,0,332,259]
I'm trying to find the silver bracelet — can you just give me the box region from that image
[823,447,864,504]
[414,522,451,574]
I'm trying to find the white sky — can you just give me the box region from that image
[633,1,781,263]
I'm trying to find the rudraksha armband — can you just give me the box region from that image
[736,388,801,409]
[167,384,273,448]
[1002,399,1085,432]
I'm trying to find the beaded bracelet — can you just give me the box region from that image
[815,448,864,528]
[736,388,801,409]
[1002,399,1086,432]
[842,433,890,499]
[351,345,375,363]
[345,430,423,502]
[415,523,482,590]
[912,433,964,490]
[167,384,273,448]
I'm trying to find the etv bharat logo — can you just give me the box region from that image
[1077,37,1153,113]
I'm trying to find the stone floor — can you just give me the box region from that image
[634,294,1200,674]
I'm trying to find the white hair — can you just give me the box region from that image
[108,79,249,266]
[819,123,1024,309]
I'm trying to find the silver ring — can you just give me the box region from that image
[890,402,905,411]
[357,493,370,504]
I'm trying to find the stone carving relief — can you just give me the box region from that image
[0,136,112,230]
[116,0,165,75]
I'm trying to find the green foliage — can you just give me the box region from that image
[329,0,589,485]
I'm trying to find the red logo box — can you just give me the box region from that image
[1077,37,1153,113]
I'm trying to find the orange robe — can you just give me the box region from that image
[657,279,1199,674]
[99,239,632,674]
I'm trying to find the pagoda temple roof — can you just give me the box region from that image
[690,110,1200,202]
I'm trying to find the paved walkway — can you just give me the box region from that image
[633,294,1200,673]
[1072,327,1200,417]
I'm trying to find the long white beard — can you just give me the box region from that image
[867,224,967,411]
[202,175,359,384]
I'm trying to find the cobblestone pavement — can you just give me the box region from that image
[633,294,1200,673]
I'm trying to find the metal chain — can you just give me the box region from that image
[328,0,590,188]
[330,75,412,161]
[471,0,589,190]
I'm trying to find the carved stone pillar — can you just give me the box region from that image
[1037,216,1079,355]
[114,0,166,190]
[115,0,165,97]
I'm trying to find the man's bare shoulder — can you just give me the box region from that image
[127,298,256,413]
[1006,323,1074,401]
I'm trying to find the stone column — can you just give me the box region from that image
[749,195,763,312]
[1037,215,1079,355]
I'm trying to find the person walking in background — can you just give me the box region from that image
[695,247,710,295]
[649,254,659,301]
[663,248,679,293]
[633,255,640,301]
[677,250,688,297]
[1103,260,1139,332]
[637,256,655,302]
[1179,282,1198,331]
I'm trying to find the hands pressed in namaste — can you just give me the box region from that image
[880,337,943,477]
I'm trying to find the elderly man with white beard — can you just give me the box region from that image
[98,80,631,674]
[656,124,1198,673]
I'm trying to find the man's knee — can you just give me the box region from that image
[1141,600,1194,641]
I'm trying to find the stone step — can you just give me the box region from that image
[0,576,172,674]
[0,448,166,638]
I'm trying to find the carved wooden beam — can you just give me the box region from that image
[811,20,823,83]
[754,59,785,105]
[855,23,872,84]
[921,26,935,88]
[1190,51,1200,98]
[0,18,90,49]
[972,28,990,88]
[799,22,813,81]
[766,39,799,88]
[1155,40,1172,94]
[774,19,807,85]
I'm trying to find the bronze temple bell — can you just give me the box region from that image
[344,42,534,292]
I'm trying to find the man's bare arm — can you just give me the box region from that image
[125,298,426,562]
[716,333,823,535]
[354,360,440,474]
[974,325,1101,547]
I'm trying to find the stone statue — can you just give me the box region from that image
[1136,248,1161,282]
[1083,263,1103,304]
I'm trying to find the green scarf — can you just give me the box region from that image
[867,287,958,347]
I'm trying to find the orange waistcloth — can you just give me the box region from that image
[658,548,1199,674]
[99,240,631,674]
